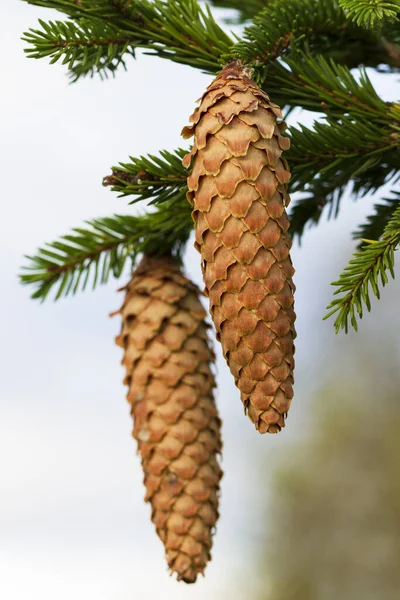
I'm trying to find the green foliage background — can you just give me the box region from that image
[251,336,400,599]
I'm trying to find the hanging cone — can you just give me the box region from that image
[115,254,222,583]
[182,61,296,434]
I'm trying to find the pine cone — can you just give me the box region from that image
[182,61,296,434]
[115,254,222,583]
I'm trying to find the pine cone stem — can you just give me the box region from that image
[182,61,296,434]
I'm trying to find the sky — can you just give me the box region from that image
[1,2,399,599]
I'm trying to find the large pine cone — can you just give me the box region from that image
[115,254,222,583]
[182,61,296,434]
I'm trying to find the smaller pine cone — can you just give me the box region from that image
[115,255,222,583]
[182,61,296,434]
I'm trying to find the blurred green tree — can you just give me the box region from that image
[254,346,400,600]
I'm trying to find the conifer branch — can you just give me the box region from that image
[352,192,400,248]
[231,0,349,63]
[19,0,400,328]
[289,161,399,241]
[338,0,400,28]
[21,148,193,301]
[266,49,389,118]
[287,116,400,239]
[288,116,399,193]
[99,120,399,241]
[22,0,400,79]
[324,203,400,332]
[103,148,188,203]
[229,0,400,72]
[101,119,399,242]
[286,99,400,240]
[289,165,400,241]
[22,0,233,73]
[20,204,192,301]
[22,18,135,81]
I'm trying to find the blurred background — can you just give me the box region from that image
[2,1,400,598]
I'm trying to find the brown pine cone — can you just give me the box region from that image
[115,254,222,583]
[182,61,296,434]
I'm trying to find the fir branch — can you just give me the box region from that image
[265,48,389,119]
[287,100,400,239]
[231,0,349,64]
[134,0,233,70]
[22,0,233,73]
[101,128,399,242]
[324,203,400,332]
[102,60,399,230]
[287,115,400,236]
[289,161,399,241]
[352,192,400,247]
[289,163,395,241]
[103,114,399,241]
[229,0,400,72]
[339,0,400,28]
[22,18,135,81]
[20,204,192,301]
[103,148,188,204]
[21,0,400,80]
[287,115,400,241]
[288,116,399,192]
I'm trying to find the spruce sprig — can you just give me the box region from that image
[20,203,192,301]
[98,111,399,242]
[21,147,192,301]
[103,148,187,203]
[22,0,233,72]
[18,0,400,333]
[100,110,399,242]
[287,114,399,240]
[352,193,400,247]
[288,167,398,243]
[22,18,135,81]
[338,0,400,28]
[22,0,400,78]
[288,116,399,193]
[229,0,400,71]
[267,49,388,117]
[324,202,400,332]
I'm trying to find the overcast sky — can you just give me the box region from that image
[2,2,400,599]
